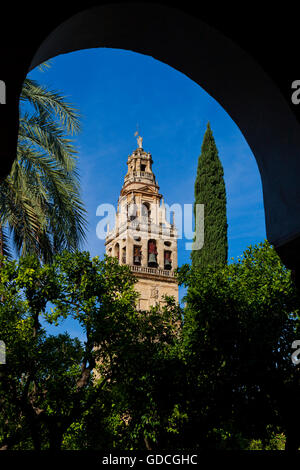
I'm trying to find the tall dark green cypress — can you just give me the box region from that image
[191,122,228,269]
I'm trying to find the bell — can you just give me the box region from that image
[164,259,172,270]
[148,253,157,266]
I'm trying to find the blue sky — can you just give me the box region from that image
[26,48,266,340]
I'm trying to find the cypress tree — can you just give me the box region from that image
[191,122,228,269]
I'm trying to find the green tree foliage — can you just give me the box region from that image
[65,296,185,451]
[0,75,87,263]
[0,252,182,450]
[179,240,300,450]
[191,122,228,269]
[1,242,300,450]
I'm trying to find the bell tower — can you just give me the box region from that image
[105,135,179,310]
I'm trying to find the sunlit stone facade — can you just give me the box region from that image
[105,136,178,310]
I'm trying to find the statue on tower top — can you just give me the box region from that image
[134,130,143,149]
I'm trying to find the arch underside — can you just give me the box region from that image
[19,3,300,273]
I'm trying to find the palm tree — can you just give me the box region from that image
[0,72,87,263]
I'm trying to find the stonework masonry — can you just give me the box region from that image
[105,136,179,310]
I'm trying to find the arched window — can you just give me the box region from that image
[128,201,137,221]
[164,250,172,270]
[133,245,142,265]
[121,246,126,264]
[142,202,151,224]
[148,239,157,267]
[114,243,120,261]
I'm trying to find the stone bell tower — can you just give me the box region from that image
[105,135,179,310]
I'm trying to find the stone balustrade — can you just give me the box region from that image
[125,170,153,180]
[130,264,175,277]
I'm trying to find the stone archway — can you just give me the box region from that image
[2,3,300,277]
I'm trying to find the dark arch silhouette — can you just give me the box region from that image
[1,3,300,281]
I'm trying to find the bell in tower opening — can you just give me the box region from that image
[133,245,142,265]
[164,250,172,270]
[148,239,158,267]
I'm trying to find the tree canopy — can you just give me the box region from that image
[0,251,182,450]
[1,242,300,450]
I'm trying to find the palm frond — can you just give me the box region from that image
[18,116,77,173]
[20,78,81,135]
[1,74,87,263]
[0,224,12,259]
[37,61,52,72]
